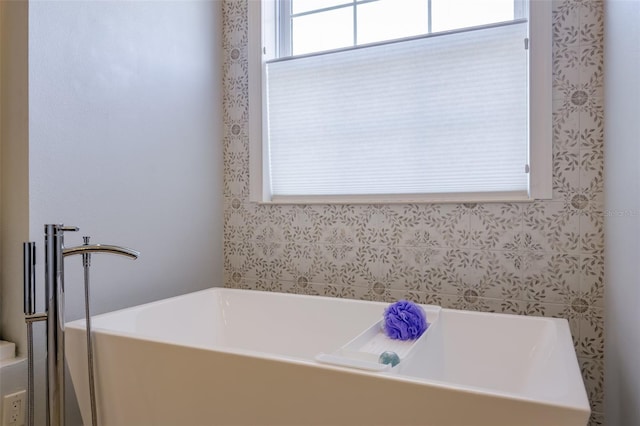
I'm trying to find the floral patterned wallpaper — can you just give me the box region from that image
[222,1,604,424]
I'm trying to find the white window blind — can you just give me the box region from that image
[265,21,529,199]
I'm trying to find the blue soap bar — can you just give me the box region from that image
[378,351,401,367]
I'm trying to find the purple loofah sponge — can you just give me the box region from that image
[383,300,428,340]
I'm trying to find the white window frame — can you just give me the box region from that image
[248,0,552,204]
[278,0,528,56]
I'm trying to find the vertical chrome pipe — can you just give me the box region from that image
[44,224,63,426]
[23,242,36,426]
[44,224,78,426]
[23,242,36,316]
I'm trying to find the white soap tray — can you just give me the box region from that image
[315,304,441,373]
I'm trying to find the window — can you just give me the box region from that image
[249,0,551,203]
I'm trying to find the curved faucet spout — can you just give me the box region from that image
[63,244,139,259]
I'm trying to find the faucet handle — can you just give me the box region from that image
[82,236,91,266]
[60,226,79,232]
[44,224,80,237]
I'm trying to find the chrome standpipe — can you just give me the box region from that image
[24,224,139,426]
[45,224,78,426]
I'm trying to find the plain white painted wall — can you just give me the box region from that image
[28,0,223,319]
[604,0,640,424]
[1,1,223,425]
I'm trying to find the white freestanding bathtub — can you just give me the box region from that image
[65,288,590,426]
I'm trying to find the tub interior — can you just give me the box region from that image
[86,289,391,359]
[401,309,575,400]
